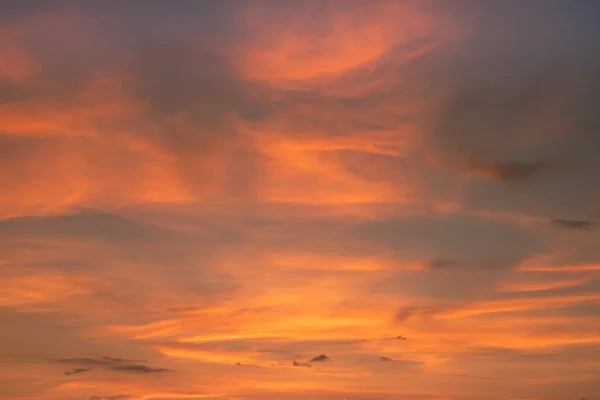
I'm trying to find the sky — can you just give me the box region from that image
[1,1,600,399]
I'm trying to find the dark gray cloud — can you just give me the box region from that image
[379,356,393,362]
[58,356,167,374]
[292,360,311,367]
[64,367,91,375]
[465,157,547,183]
[309,354,331,362]
[551,219,595,230]
[110,364,168,374]
[395,307,440,322]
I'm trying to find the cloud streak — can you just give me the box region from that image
[64,368,91,375]
[57,356,169,375]
[551,219,595,230]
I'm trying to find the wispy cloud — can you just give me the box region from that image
[292,360,311,368]
[64,367,92,375]
[57,356,168,375]
[110,365,169,374]
[465,158,547,184]
[1,1,600,400]
[551,219,595,230]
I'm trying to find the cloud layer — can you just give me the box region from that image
[1,1,600,400]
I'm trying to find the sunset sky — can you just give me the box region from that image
[1,1,600,399]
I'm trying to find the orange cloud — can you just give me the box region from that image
[441,293,600,319]
[0,273,100,309]
[234,0,438,86]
